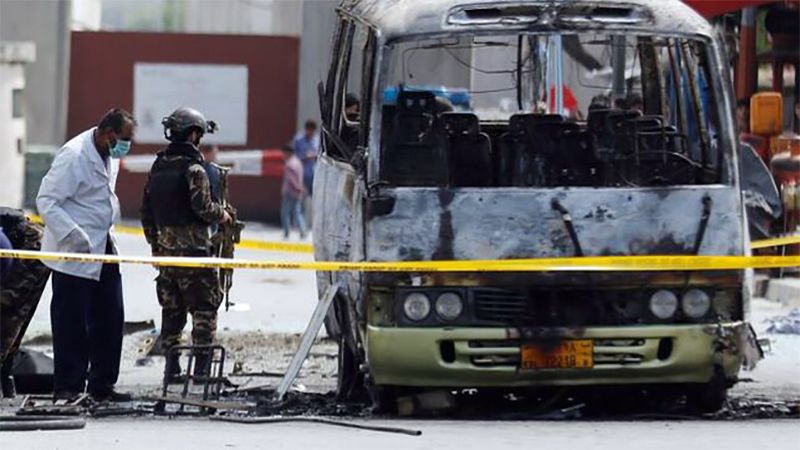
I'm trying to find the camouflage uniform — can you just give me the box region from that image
[0,211,51,364]
[141,143,225,352]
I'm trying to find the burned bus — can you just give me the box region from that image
[313,0,762,412]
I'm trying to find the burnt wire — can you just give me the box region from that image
[401,41,534,84]
[210,415,422,436]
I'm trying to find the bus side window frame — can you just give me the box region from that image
[320,18,350,157]
[322,18,377,170]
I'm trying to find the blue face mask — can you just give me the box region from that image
[109,139,131,159]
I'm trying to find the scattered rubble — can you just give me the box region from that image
[765,309,800,334]
[3,330,798,423]
[713,397,800,420]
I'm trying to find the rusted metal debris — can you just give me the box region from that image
[143,395,256,413]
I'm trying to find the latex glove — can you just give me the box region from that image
[63,227,92,254]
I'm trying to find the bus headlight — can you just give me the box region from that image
[403,293,431,321]
[435,292,464,320]
[682,289,711,319]
[649,290,678,319]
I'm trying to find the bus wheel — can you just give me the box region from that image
[334,293,367,402]
[685,384,728,413]
[323,306,341,341]
[367,379,397,414]
[336,331,364,401]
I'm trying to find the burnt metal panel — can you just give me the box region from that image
[339,0,713,42]
[365,186,743,262]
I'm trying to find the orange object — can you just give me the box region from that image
[750,92,783,136]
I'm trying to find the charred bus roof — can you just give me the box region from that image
[339,0,713,40]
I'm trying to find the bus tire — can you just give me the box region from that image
[336,330,363,400]
[686,384,728,413]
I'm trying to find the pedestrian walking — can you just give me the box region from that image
[281,144,307,240]
[293,120,319,226]
[36,108,136,402]
[140,107,231,380]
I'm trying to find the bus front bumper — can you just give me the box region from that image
[365,322,759,387]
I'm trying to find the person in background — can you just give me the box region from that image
[200,145,221,202]
[293,120,319,226]
[343,94,362,149]
[36,108,136,403]
[345,93,360,121]
[280,144,307,240]
[200,145,222,236]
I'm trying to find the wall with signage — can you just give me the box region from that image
[67,31,299,220]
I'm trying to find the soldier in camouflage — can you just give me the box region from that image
[0,208,51,397]
[140,107,231,379]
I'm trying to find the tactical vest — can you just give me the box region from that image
[148,144,205,227]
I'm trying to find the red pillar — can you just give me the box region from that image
[735,7,758,100]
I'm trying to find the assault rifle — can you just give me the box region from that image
[211,165,244,311]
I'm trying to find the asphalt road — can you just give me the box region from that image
[4,417,799,450]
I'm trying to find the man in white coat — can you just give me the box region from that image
[37,108,136,402]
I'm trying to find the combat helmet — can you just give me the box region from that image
[161,107,218,142]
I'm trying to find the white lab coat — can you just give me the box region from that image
[36,128,121,280]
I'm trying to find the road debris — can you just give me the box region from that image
[211,415,422,436]
[765,309,800,334]
[0,415,86,432]
[144,395,256,413]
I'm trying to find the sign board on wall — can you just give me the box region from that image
[133,63,248,144]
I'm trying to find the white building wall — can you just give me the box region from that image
[0,57,29,208]
[72,0,103,30]
[183,0,301,36]
[101,0,302,36]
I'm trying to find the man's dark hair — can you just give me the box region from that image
[304,120,318,131]
[98,108,137,133]
[345,93,360,109]
[282,142,294,154]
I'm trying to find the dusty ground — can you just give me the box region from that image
[116,331,339,397]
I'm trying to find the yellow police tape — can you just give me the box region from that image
[2,248,800,272]
[237,239,314,254]
[749,234,800,250]
[27,214,314,254]
[23,213,799,255]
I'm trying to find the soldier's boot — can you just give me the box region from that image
[164,354,183,384]
[1,359,16,398]
[192,350,212,379]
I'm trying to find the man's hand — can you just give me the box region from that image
[220,210,232,224]
[63,227,92,254]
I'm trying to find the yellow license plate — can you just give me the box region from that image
[520,340,594,370]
